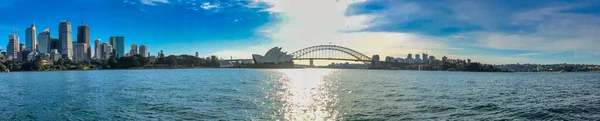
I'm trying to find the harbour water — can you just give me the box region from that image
[0,69,599,120]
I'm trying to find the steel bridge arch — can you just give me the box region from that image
[290,45,372,61]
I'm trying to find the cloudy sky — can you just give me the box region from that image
[1,0,599,64]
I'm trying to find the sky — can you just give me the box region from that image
[1,0,599,64]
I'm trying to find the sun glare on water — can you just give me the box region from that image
[274,69,340,121]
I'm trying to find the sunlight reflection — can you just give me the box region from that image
[277,69,339,121]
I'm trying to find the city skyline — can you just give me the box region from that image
[1,0,600,64]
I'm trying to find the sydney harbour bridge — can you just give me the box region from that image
[289,45,372,66]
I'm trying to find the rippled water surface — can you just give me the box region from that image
[1,69,599,120]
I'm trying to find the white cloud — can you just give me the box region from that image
[200,2,219,10]
[212,0,455,61]
[140,0,169,6]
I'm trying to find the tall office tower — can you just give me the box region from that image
[422,53,428,61]
[50,37,60,50]
[130,44,137,56]
[7,33,19,59]
[109,36,124,58]
[25,24,36,52]
[94,39,101,59]
[75,43,87,62]
[37,28,51,54]
[77,23,90,60]
[139,45,147,57]
[59,20,73,60]
[101,43,113,59]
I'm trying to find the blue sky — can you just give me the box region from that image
[1,0,599,64]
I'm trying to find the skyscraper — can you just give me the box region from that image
[94,39,101,59]
[51,37,60,51]
[37,28,51,54]
[109,36,124,58]
[130,44,137,56]
[59,20,73,60]
[25,24,36,52]
[101,43,113,59]
[7,33,19,59]
[75,43,86,62]
[139,45,147,57]
[77,24,90,60]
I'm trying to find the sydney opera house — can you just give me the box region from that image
[252,47,293,64]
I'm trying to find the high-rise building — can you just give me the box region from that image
[59,20,73,60]
[195,52,199,58]
[101,43,113,59]
[7,33,19,60]
[37,28,51,54]
[74,43,87,62]
[109,36,124,58]
[77,24,90,60]
[139,45,147,57]
[51,37,60,50]
[50,49,60,61]
[422,53,428,61]
[415,54,421,62]
[20,44,25,52]
[407,53,413,59]
[94,39,101,59]
[25,24,36,52]
[130,44,137,56]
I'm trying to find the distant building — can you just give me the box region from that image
[50,49,61,61]
[37,28,51,54]
[415,54,421,62]
[101,43,112,59]
[371,55,381,68]
[195,52,199,58]
[130,44,137,56]
[94,39,101,59]
[442,56,448,63]
[59,20,73,60]
[20,49,30,62]
[7,33,19,60]
[74,43,87,62]
[407,53,413,59]
[77,24,91,60]
[422,53,428,61]
[385,56,395,62]
[25,24,36,52]
[27,51,38,61]
[109,36,124,58]
[139,45,147,57]
[51,37,60,51]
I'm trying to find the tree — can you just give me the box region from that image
[0,63,6,72]
[108,52,119,69]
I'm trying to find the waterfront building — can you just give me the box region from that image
[407,53,413,59]
[252,47,292,64]
[442,56,448,63]
[385,56,395,62]
[77,24,90,60]
[27,51,38,61]
[20,49,30,62]
[195,52,199,58]
[7,33,19,60]
[51,37,60,50]
[101,43,113,59]
[130,44,137,56]
[20,43,25,52]
[139,45,147,57]
[50,49,60,61]
[74,43,87,62]
[94,39,101,59]
[415,54,421,62]
[109,36,124,58]
[422,53,428,61]
[25,24,36,52]
[371,55,381,68]
[59,20,73,60]
[37,28,51,54]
